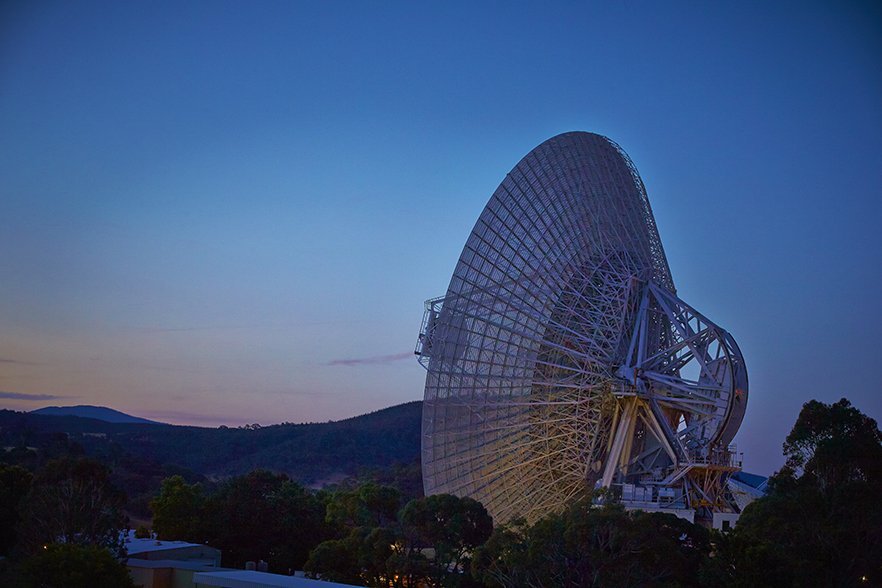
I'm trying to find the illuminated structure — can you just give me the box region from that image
[416,132,748,527]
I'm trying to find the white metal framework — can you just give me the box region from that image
[416,132,748,525]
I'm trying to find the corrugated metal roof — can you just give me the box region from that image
[731,471,769,490]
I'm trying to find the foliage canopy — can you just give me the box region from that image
[708,398,882,587]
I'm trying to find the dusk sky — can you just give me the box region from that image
[1,1,880,476]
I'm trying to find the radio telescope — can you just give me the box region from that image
[415,132,747,526]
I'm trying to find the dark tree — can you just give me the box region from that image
[304,526,398,587]
[203,470,330,573]
[473,500,710,588]
[306,492,492,587]
[354,526,400,587]
[783,398,882,489]
[399,493,493,588]
[266,480,334,573]
[710,398,882,587]
[18,458,127,556]
[304,534,364,586]
[326,482,402,529]
[0,464,32,555]
[150,475,206,541]
[17,543,134,588]
[354,460,424,502]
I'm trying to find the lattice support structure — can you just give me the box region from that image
[416,132,748,526]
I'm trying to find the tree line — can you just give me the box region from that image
[1,397,879,587]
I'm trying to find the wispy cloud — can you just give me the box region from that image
[0,357,40,366]
[328,352,413,366]
[0,390,67,401]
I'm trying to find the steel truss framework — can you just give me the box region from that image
[416,132,748,525]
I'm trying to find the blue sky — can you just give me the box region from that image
[1,0,880,475]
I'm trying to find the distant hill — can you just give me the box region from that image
[1,401,423,485]
[31,404,161,425]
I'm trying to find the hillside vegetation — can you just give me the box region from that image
[1,401,421,483]
[0,401,423,516]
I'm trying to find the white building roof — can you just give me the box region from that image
[127,537,210,555]
[127,558,222,571]
[123,529,219,557]
[193,570,361,588]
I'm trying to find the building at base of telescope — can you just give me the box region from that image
[618,471,766,529]
[123,531,361,588]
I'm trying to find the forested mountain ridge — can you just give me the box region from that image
[0,401,422,484]
[31,404,161,424]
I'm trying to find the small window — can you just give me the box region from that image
[722,520,731,531]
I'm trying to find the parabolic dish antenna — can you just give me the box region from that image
[416,132,747,526]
